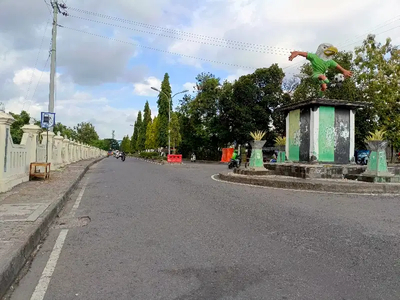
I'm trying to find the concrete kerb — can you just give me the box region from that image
[132,157,188,165]
[132,157,165,165]
[217,172,400,195]
[0,156,105,299]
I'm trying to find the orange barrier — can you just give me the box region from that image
[220,148,234,163]
[167,154,182,163]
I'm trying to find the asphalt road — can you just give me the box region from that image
[9,157,400,300]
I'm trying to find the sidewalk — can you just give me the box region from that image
[0,157,104,299]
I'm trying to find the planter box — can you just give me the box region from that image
[249,140,265,168]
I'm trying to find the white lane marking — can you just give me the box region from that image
[30,229,69,300]
[211,174,398,197]
[70,177,89,217]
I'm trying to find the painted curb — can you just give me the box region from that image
[0,156,106,299]
[132,157,185,165]
[217,173,400,195]
[132,157,164,165]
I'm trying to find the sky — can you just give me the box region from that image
[1,0,399,140]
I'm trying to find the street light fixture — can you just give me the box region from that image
[151,87,189,155]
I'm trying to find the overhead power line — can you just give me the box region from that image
[337,15,400,47]
[67,6,294,53]
[67,14,289,55]
[340,24,400,49]
[60,25,260,70]
[23,19,51,110]
[26,54,51,113]
[60,25,301,78]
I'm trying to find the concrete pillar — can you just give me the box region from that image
[54,131,64,167]
[309,106,320,161]
[349,109,355,162]
[41,131,55,168]
[21,123,42,164]
[63,137,70,164]
[0,111,15,192]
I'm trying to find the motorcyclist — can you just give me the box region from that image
[120,151,126,161]
[231,150,240,167]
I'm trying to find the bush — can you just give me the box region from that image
[139,152,160,159]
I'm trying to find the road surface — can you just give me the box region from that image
[8,157,400,299]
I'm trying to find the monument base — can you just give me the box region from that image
[264,162,400,180]
[234,168,269,176]
[346,173,400,183]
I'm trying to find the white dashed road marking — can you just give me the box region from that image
[30,229,68,300]
[30,176,91,299]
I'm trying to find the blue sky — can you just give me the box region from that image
[1,0,399,140]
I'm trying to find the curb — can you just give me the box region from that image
[132,157,164,165]
[234,168,270,176]
[132,157,185,165]
[182,160,226,165]
[217,173,400,195]
[0,156,105,299]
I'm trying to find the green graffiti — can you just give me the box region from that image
[288,109,300,161]
[318,106,335,162]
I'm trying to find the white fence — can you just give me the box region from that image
[0,111,107,193]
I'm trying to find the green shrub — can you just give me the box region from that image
[139,152,160,159]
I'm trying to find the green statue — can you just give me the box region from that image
[289,43,352,95]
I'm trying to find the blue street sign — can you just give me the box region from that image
[41,112,56,129]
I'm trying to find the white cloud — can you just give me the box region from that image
[133,76,162,96]
[165,0,400,76]
[225,69,251,83]
[183,82,195,93]
[2,0,400,141]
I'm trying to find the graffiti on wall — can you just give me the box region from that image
[288,109,300,161]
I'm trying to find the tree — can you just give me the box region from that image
[230,64,286,145]
[145,117,159,149]
[105,138,119,150]
[145,119,153,149]
[291,63,320,102]
[170,112,181,153]
[130,120,138,152]
[74,122,99,145]
[53,122,78,140]
[91,139,111,151]
[157,73,172,147]
[138,101,151,150]
[120,135,131,153]
[9,110,30,144]
[142,101,152,129]
[354,34,400,156]
[282,76,300,95]
[177,73,224,160]
[135,111,143,151]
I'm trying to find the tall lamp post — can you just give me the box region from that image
[151,87,188,155]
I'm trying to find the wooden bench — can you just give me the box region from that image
[29,162,51,180]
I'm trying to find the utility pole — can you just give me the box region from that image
[112,130,115,140]
[150,87,188,155]
[49,0,58,121]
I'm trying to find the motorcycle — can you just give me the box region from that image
[120,152,126,161]
[355,150,370,165]
[228,158,241,169]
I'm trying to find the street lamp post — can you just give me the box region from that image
[151,87,188,155]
